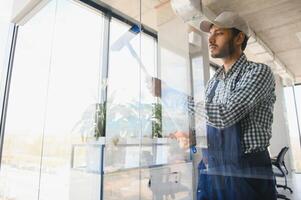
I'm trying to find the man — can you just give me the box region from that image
[198,11,277,200]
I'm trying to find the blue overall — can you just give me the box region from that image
[197,80,276,200]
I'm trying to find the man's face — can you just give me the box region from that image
[208,25,236,58]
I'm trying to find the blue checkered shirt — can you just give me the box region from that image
[205,54,276,153]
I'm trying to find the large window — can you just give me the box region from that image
[0,1,57,199]
[0,0,202,199]
[0,1,105,199]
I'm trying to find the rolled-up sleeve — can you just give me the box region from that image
[206,64,275,129]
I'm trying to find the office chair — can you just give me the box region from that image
[272,146,293,195]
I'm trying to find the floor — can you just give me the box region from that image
[276,172,301,200]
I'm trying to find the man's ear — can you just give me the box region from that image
[235,32,245,47]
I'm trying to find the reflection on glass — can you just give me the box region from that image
[192,56,207,146]
[104,162,193,200]
[38,1,105,200]
[0,0,105,200]
[140,1,196,199]
[106,18,141,141]
[0,1,57,200]
[105,15,172,171]
[1,0,205,199]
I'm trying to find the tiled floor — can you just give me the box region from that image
[276,172,301,200]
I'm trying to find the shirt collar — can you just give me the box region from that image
[215,53,247,80]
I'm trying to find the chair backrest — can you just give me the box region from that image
[276,146,289,164]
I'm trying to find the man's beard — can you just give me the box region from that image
[211,38,236,58]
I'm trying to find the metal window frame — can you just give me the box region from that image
[78,0,157,39]
[0,0,160,161]
[79,0,161,138]
[292,85,301,149]
[0,25,19,168]
[0,2,199,199]
[0,3,162,200]
[78,2,160,198]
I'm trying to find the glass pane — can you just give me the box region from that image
[1,1,204,199]
[138,0,202,199]
[105,18,140,172]
[38,1,105,200]
[103,170,141,200]
[0,0,13,86]
[102,1,142,199]
[146,163,193,200]
[284,86,301,172]
[0,1,57,200]
[106,18,141,142]
[140,33,157,140]
[294,85,301,172]
[0,22,12,114]
[103,162,193,200]
[191,56,207,148]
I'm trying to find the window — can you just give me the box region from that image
[284,85,301,172]
[0,22,13,124]
[0,1,57,199]
[1,0,200,199]
[0,1,105,199]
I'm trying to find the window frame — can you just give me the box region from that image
[0,25,19,167]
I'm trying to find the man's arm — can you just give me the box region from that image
[206,64,275,129]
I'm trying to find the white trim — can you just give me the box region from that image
[11,0,50,25]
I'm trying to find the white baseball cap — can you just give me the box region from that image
[200,11,250,37]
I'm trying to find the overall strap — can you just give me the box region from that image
[207,80,220,103]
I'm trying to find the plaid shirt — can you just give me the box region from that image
[205,54,276,153]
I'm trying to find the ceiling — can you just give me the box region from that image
[92,0,301,84]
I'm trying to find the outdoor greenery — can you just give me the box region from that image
[94,102,106,138]
[152,102,162,138]
[75,101,163,140]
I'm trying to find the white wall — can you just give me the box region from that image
[12,0,33,17]
[269,74,293,171]
[0,0,14,21]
